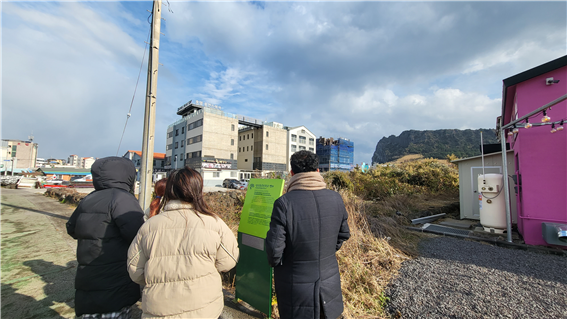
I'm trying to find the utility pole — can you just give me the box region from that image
[139,0,162,211]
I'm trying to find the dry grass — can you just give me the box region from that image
[337,191,411,319]
[391,154,424,163]
[204,182,456,318]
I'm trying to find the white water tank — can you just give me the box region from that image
[478,174,506,233]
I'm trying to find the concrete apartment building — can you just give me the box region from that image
[166,100,317,186]
[81,157,96,170]
[68,155,79,167]
[67,155,95,169]
[166,101,240,187]
[1,139,39,173]
[237,122,288,179]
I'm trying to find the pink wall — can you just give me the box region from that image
[506,66,567,247]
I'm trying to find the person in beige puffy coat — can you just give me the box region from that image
[127,167,239,319]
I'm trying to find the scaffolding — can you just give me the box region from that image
[316,137,354,172]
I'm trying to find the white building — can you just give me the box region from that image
[285,126,316,171]
[68,154,79,167]
[81,157,96,170]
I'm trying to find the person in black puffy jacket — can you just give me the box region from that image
[66,156,145,318]
[266,151,350,319]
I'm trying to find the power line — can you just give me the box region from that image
[116,22,152,156]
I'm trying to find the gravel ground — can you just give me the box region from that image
[386,236,567,319]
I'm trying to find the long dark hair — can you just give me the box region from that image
[149,178,167,218]
[161,167,216,218]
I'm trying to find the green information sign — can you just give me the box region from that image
[238,178,285,238]
[236,178,284,318]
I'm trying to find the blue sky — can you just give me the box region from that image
[2,1,566,164]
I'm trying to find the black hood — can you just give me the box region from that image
[91,157,136,192]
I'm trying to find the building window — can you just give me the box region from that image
[187,135,202,145]
[230,153,234,160]
[299,136,306,144]
[301,129,305,133]
[153,160,156,166]
[266,144,269,150]
[247,134,250,140]
[266,131,269,137]
[309,138,314,146]
[309,147,314,152]
[181,140,184,147]
[182,127,185,134]
[299,146,306,150]
[291,145,297,152]
[168,131,173,138]
[239,147,241,152]
[180,153,184,160]
[251,133,253,138]
[239,136,241,141]
[213,172,220,178]
[187,153,190,159]
[175,129,179,136]
[251,146,253,151]
[175,142,178,149]
[232,124,235,131]
[187,151,201,159]
[291,134,297,142]
[174,155,177,162]
[188,119,203,131]
[231,139,234,146]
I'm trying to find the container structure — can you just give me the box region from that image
[478,174,507,233]
[500,55,567,247]
[316,137,354,172]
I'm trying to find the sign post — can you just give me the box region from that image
[235,178,285,318]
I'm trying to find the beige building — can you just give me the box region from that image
[166,101,240,187]
[167,100,311,185]
[81,157,96,169]
[237,122,288,176]
[1,139,38,173]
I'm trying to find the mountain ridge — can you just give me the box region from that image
[371,129,499,164]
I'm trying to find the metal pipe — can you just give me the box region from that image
[502,94,567,130]
[500,127,513,243]
[481,131,485,184]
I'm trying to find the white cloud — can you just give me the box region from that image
[2,1,565,165]
[3,2,148,158]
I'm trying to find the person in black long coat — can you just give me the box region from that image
[266,151,351,319]
[66,157,145,318]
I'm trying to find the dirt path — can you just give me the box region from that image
[1,188,262,319]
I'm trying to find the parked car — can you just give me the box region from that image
[238,181,248,190]
[222,178,240,189]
